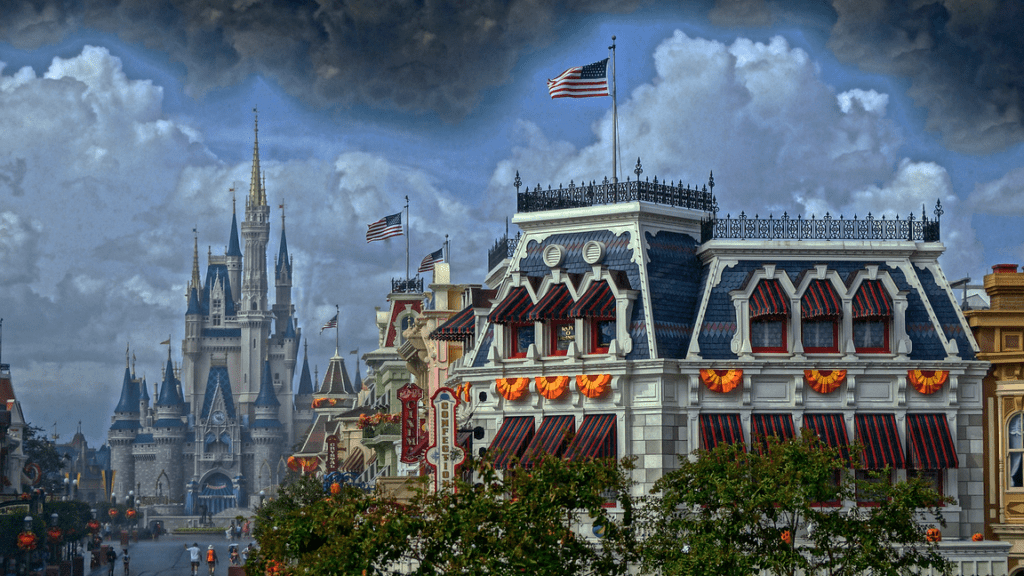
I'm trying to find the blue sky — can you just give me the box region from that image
[1,0,1022,446]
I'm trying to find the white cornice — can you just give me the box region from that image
[511,201,705,236]
[697,239,943,263]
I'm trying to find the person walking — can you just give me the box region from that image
[105,547,117,576]
[186,542,201,576]
[206,545,218,576]
[121,549,130,576]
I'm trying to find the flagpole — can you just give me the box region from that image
[404,195,410,280]
[610,36,618,184]
[334,304,340,355]
[445,234,450,276]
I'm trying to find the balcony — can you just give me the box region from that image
[361,422,400,447]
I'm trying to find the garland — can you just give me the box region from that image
[357,412,400,430]
[17,531,36,551]
[311,397,338,409]
[804,369,846,394]
[287,455,320,472]
[576,374,612,398]
[535,376,569,400]
[496,378,529,401]
[907,370,948,395]
[699,369,743,393]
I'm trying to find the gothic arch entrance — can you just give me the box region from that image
[198,471,235,516]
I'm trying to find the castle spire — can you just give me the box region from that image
[249,108,265,207]
[228,194,242,258]
[191,229,201,290]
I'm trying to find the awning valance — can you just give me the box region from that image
[341,450,365,473]
[852,280,892,319]
[488,416,535,469]
[699,413,745,451]
[520,415,575,468]
[528,284,574,321]
[803,413,851,461]
[488,287,534,324]
[749,279,789,319]
[856,413,905,469]
[802,280,841,319]
[907,414,959,469]
[565,414,616,461]
[568,281,616,319]
[431,306,476,341]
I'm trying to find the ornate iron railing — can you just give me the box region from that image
[391,277,423,294]
[487,232,520,271]
[514,159,717,214]
[700,201,943,243]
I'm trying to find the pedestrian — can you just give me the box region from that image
[241,520,250,538]
[105,547,117,576]
[121,549,130,576]
[206,545,218,576]
[186,542,201,576]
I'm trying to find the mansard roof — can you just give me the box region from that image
[202,263,236,316]
[200,365,236,419]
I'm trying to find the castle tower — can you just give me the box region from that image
[138,374,150,428]
[238,110,272,409]
[226,199,242,302]
[183,233,203,409]
[270,202,300,445]
[293,341,315,439]
[251,358,281,495]
[273,208,293,339]
[109,352,140,502]
[152,346,187,503]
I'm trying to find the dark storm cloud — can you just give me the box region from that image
[0,0,643,121]
[828,0,1024,154]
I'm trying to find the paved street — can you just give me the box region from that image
[88,534,254,576]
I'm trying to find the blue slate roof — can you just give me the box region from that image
[473,323,494,367]
[204,328,241,338]
[518,230,648,360]
[186,286,201,315]
[296,347,314,396]
[156,357,183,406]
[133,434,154,444]
[254,359,281,407]
[109,419,141,430]
[139,377,149,402]
[284,316,296,339]
[114,366,140,413]
[645,231,703,359]
[200,366,236,419]
[915,266,975,360]
[202,263,236,316]
[153,418,186,428]
[227,211,242,258]
[276,225,292,278]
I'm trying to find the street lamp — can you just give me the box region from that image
[72,479,78,501]
[63,477,69,501]
[49,513,58,565]
[259,490,265,507]
[22,515,32,576]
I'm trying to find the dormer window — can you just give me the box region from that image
[852,280,891,353]
[212,314,221,326]
[212,298,221,311]
[749,279,789,353]
[550,320,575,356]
[487,287,536,360]
[801,280,840,353]
[510,324,534,358]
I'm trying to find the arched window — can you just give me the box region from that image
[1010,413,1024,488]
[852,280,891,353]
[801,280,840,353]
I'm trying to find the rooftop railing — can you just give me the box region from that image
[391,277,423,294]
[487,232,520,272]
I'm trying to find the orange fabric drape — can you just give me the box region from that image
[700,369,743,393]
[804,369,846,394]
[535,376,569,400]
[908,370,948,394]
[576,374,612,398]
[496,377,530,401]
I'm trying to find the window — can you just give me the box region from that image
[749,279,789,353]
[212,298,221,310]
[550,319,575,356]
[855,469,892,506]
[803,319,837,351]
[910,469,944,505]
[510,324,534,358]
[852,280,892,353]
[591,319,615,354]
[1010,414,1024,488]
[801,280,840,353]
[212,314,221,326]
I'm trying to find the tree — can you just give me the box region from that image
[23,424,66,494]
[638,431,951,576]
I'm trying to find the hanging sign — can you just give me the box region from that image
[398,382,425,464]
[425,387,466,493]
[325,435,339,472]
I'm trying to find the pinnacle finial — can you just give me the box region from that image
[249,107,264,207]
[191,228,201,290]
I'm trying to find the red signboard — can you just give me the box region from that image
[325,435,339,472]
[398,383,424,464]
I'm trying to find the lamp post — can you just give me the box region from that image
[22,515,33,576]
[259,490,265,508]
[64,477,70,501]
[49,512,59,565]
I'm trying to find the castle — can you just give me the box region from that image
[107,116,314,514]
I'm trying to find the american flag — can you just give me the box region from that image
[320,314,338,334]
[366,212,403,242]
[418,248,445,273]
[547,59,610,99]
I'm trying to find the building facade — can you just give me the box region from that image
[107,117,303,514]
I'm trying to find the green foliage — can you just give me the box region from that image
[23,425,66,494]
[638,431,952,576]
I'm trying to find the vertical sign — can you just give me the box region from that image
[398,382,424,464]
[325,435,339,473]
[425,387,465,492]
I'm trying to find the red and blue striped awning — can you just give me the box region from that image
[852,280,892,319]
[752,413,795,450]
[856,413,905,469]
[565,414,616,461]
[520,415,575,468]
[699,413,745,451]
[568,281,616,319]
[488,287,535,324]
[907,414,959,469]
[802,280,841,319]
[430,306,476,341]
[528,284,574,321]
[803,413,851,461]
[749,279,789,319]
[488,416,535,470]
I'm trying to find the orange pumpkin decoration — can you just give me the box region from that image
[330,482,341,495]
[908,370,948,395]
[108,508,118,518]
[700,369,743,393]
[804,369,846,394]
[576,374,612,398]
[536,376,569,400]
[781,530,792,545]
[926,527,942,542]
[17,532,36,551]
[496,378,529,401]
[972,533,984,542]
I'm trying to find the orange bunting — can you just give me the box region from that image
[576,374,611,398]
[496,378,529,401]
[804,369,846,394]
[700,369,743,393]
[299,456,320,473]
[286,455,301,472]
[908,370,948,395]
[312,397,338,409]
[455,382,472,403]
[535,376,569,400]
